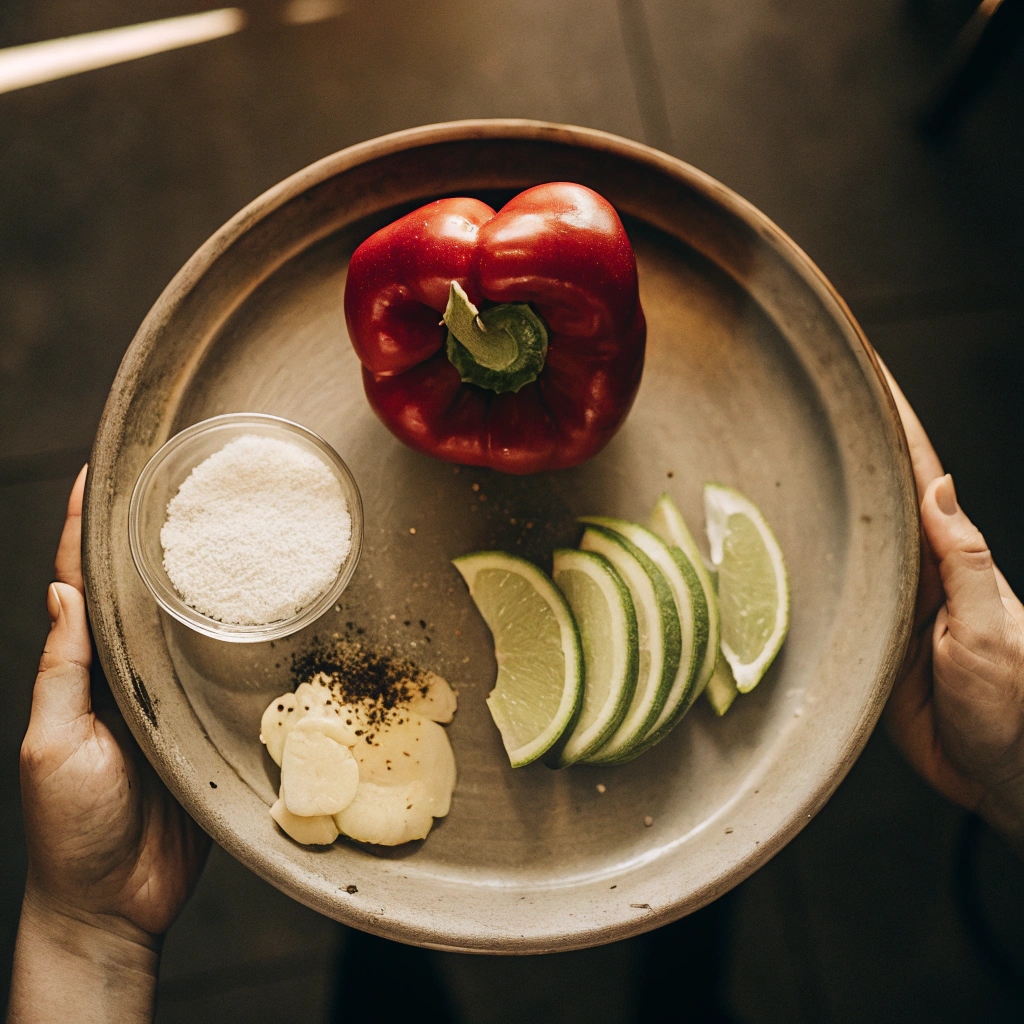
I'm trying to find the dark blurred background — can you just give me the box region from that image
[2,1,1024,1020]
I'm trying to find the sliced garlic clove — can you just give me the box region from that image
[263,668,456,847]
[308,674,336,704]
[260,691,300,766]
[353,713,456,817]
[421,720,457,818]
[334,781,435,846]
[352,715,422,787]
[407,671,458,723]
[270,794,339,846]
[414,717,456,817]
[262,682,343,766]
[281,722,360,816]
[292,682,318,715]
[300,700,363,748]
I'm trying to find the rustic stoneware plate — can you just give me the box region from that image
[83,119,918,954]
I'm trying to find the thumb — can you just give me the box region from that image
[33,581,93,731]
[921,475,1004,636]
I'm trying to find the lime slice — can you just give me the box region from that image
[551,549,639,767]
[649,494,721,711]
[704,484,789,693]
[577,526,681,764]
[453,552,583,767]
[580,517,709,754]
[704,650,739,716]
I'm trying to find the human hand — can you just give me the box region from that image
[9,466,209,1024]
[881,364,1024,856]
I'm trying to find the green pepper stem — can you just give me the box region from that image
[443,282,518,370]
[442,282,549,394]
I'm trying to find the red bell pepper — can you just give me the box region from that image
[344,182,646,475]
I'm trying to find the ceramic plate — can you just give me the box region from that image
[83,120,917,953]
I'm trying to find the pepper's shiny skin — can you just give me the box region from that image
[344,182,646,474]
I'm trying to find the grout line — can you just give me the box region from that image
[616,0,674,154]
[0,8,246,95]
[0,446,91,488]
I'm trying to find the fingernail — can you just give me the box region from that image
[935,474,958,516]
[46,583,63,624]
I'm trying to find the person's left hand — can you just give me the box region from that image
[19,464,209,941]
[880,365,1024,857]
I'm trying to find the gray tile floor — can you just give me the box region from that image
[3,1,1024,1020]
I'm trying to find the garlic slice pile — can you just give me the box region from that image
[260,671,457,846]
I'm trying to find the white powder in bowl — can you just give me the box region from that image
[160,434,352,625]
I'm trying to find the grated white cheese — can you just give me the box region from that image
[161,434,352,624]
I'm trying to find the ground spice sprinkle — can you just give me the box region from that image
[291,636,431,739]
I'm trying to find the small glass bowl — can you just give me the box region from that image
[128,413,363,643]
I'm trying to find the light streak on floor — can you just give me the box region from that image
[0,8,247,96]
[281,0,346,26]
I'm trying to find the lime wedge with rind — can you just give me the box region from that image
[650,494,720,696]
[453,552,583,767]
[705,650,740,716]
[577,525,681,765]
[550,549,639,767]
[704,484,789,694]
[580,517,709,754]
[701,566,739,716]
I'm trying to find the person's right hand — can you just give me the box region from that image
[9,466,210,1024]
[882,365,1024,855]
[20,464,210,935]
